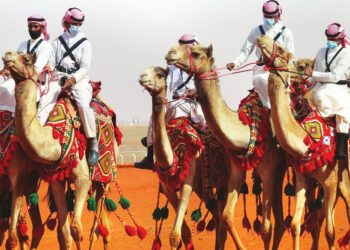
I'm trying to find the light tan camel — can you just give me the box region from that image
[139,66,227,250]
[2,51,117,250]
[256,34,350,250]
[165,45,286,250]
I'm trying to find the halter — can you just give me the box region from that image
[262,42,289,72]
[12,57,37,86]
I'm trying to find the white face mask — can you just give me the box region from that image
[263,17,276,27]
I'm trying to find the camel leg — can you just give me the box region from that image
[271,160,287,250]
[50,181,72,250]
[290,170,307,250]
[221,159,246,250]
[70,160,90,250]
[89,185,100,250]
[24,172,44,250]
[217,187,228,250]
[169,158,197,250]
[100,195,111,250]
[321,180,337,249]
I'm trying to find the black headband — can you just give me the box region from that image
[27,17,45,22]
[179,39,196,44]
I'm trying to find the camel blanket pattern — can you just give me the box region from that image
[232,90,270,170]
[156,117,203,190]
[0,111,16,175]
[287,110,336,173]
[43,96,121,182]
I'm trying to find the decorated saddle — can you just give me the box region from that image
[43,95,122,182]
[232,90,271,171]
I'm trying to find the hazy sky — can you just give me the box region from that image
[0,0,349,123]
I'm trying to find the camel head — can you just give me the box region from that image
[165,44,215,75]
[2,51,37,83]
[256,35,293,69]
[289,58,314,96]
[139,66,168,95]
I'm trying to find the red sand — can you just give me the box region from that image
[6,168,349,250]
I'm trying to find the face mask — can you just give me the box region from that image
[326,41,338,49]
[263,18,276,27]
[68,25,81,35]
[29,30,41,40]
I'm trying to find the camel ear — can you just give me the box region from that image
[207,44,213,58]
[21,53,36,65]
[209,57,215,66]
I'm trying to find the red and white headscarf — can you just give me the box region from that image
[262,0,282,18]
[178,34,200,45]
[325,23,350,47]
[27,14,49,41]
[62,7,85,30]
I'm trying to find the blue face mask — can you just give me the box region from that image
[68,25,81,35]
[263,18,275,27]
[326,41,338,49]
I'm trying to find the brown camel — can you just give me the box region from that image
[2,51,118,250]
[139,66,228,250]
[165,45,286,250]
[256,34,350,250]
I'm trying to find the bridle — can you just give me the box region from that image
[9,56,37,86]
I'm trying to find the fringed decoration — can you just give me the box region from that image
[17,220,28,237]
[284,167,294,230]
[46,214,57,231]
[152,237,162,250]
[105,197,117,212]
[87,195,97,212]
[114,212,137,236]
[119,196,131,209]
[97,223,109,237]
[28,192,39,207]
[242,193,251,231]
[338,229,350,247]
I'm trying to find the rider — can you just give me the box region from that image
[226,0,295,109]
[0,14,52,114]
[41,7,98,167]
[134,34,206,170]
[306,23,350,159]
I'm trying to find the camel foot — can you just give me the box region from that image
[6,231,18,250]
[71,222,83,250]
[103,236,111,250]
[170,231,181,250]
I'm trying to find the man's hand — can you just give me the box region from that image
[226,62,235,71]
[0,69,11,77]
[62,76,76,92]
[305,67,313,77]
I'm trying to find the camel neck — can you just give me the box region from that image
[194,77,250,150]
[268,71,308,157]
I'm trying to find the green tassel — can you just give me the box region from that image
[160,206,169,219]
[66,188,75,212]
[105,198,117,212]
[152,207,161,221]
[28,193,39,207]
[87,196,97,211]
[119,196,130,209]
[191,209,202,222]
[240,181,248,195]
[284,183,295,196]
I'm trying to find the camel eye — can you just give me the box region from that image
[298,66,305,71]
[192,52,200,58]
[156,73,163,79]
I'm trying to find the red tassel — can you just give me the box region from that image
[17,221,28,237]
[152,237,162,250]
[46,217,57,231]
[124,224,137,236]
[338,229,350,247]
[185,240,194,250]
[97,223,109,237]
[196,220,206,232]
[137,225,147,240]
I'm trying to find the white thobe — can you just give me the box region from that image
[38,31,95,137]
[232,21,295,108]
[0,35,52,113]
[311,45,350,132]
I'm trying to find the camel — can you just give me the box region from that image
[164,45,286,250]
[139,66,228,250]
[2,51,119,250]
[256,34,350,250]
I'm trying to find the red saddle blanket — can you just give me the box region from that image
[232,90,271,170]
[155,117,203,190]
[287,110,336,173]
[0,111,16,175]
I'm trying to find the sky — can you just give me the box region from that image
[0,0,349,123]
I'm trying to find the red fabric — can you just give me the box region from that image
[0,111,15,174]
[287,110,336,173]
[97,223,109,237]
[232,90,271,170]
[151,238,162,250]
[89,81,101,97]
[156,117,203,190]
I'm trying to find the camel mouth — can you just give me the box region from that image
[165,58,177,65]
